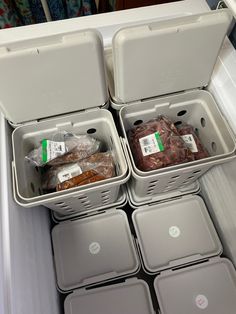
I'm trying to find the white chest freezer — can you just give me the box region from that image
[1,1,236,314]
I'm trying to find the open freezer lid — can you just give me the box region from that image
[0,29,108,124]
[111,10,232,103]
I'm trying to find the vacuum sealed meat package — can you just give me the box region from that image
[42,152,115,191]
[128,115,194,171]
[178,123,209,160]
[25,132,101,167]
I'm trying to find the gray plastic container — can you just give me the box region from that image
[106,11,236,198]
[52,209,140,292]
[0,29,130,213]
[65,278,155,314]
[52,186,127,222]
[132,195,222,274]
[127,178,200,208]
[154,258,236,314]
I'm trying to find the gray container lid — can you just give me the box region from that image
[110,10,232,103]
[154,258,236,314]
[0,29,108,125]
[52,209,139,291]
[65,278,155,314]
[132,195,222,273]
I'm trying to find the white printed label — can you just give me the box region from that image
[139,132,164,157]
[57,164,82,183]
[169,226,181,238]
[89,242,101,255]
[42,139,67,163]
[181,134,198,153]
[195,295,209,309]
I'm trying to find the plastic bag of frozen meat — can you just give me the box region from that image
[177,123,209,160]
[128,115,194,172]
[42,152,115,192]
[25,132,101,167]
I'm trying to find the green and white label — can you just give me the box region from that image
[181,134,198,153]
[139,132,164,156]
[42,139,66,163]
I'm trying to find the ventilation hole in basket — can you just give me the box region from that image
[177,110,187,117]
[174,121,182,127]
[147,191,153,195]
[168,181,176,185]
[193,170,201,174]
[30,182,35,193]
[188,176,194,180]
[87,128,96,134]
[211,142,217,152]
[150,180,159,184]
[171,175,180,179]
[61,205,69,209]
[195,128,199,136]
[55,201,65,206]
[201,118,206,127]
[102,190,110,194]
[148,185,155,189]
[78,196,88,201]
[133,120,143,126]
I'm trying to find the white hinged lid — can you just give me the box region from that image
[154,258,236,314]
[64,279,155,314]
[0,29,108,124]
[111,10,232,103]
[52,209,139,291]
[132,195,222,273]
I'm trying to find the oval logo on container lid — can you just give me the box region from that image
[89,242,101,255]
[169,226,181,238]
[195,294,209,309]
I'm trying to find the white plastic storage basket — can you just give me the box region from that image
[0,29,130,214]
[127,177,200,208]
[120,90,236,198]
[12,110,129,214]
[105,11,236,199]
[52,185,127,222]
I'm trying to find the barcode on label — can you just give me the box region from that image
[139,132,164,156]
[181,134,198,153]
[142,138,152,146]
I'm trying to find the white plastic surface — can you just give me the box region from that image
[111,10,232,103]
[0,30,108,124]
[0,113,60,314]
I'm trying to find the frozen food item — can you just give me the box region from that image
[25,132,100,167]
[56,170,106,191]
[128,115,194,172]
[178,123,209,160]
[42,152,115,191]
